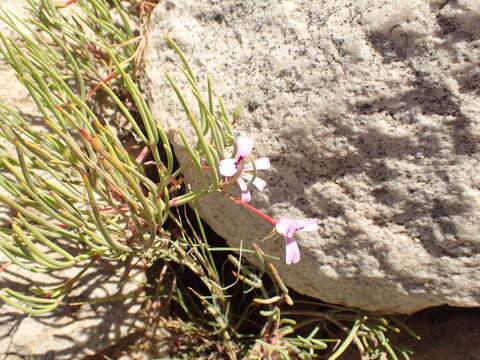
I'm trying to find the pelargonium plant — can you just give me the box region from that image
[215,134,319,264]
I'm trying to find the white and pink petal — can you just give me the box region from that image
[243,157,270,172]
[219,158,238,177]
[251,177,267,191]
[275,217,298,239]
[240,173,268,191]
[235,136,253,162]
[296,218,319,232]
[285,239,301,265]
[237,178,252,203]
[254,157,270,170]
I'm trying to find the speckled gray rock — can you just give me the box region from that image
[143,0,480,313]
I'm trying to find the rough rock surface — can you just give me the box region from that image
[144,0,480,313]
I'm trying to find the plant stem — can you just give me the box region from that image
[228,196,276,225]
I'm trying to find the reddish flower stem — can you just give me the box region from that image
[228,196,277,225]
[87,71,118,99]
[0,261,10,273]
[135,145,150,164]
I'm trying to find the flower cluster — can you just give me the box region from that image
[275,217,319,265]
[219,136,270,203]
[221,137,318,265]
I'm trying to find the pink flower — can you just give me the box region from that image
[227,197,319,265]
[219,136,270,203]
[275,217,319,265]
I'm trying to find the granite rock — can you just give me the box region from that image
[143,0,480,314]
